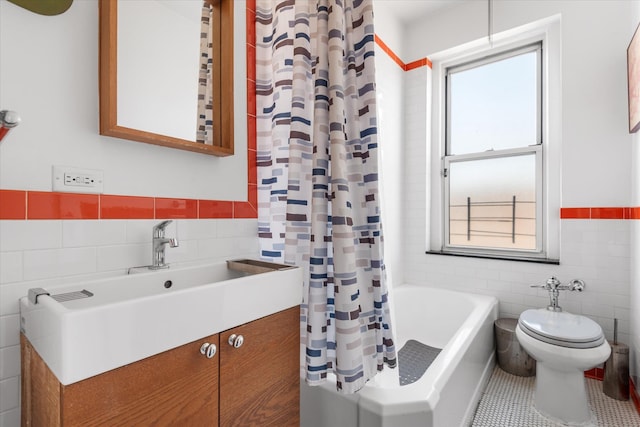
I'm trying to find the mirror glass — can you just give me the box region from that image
[99,0,234,156]
[118,1,200,141]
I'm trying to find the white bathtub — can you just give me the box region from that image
[300,284,499,427]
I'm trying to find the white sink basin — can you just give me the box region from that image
[20,259,302,385]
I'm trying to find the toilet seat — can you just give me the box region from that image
[518,309,604,349]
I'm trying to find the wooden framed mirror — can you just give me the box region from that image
[99,0,234,156]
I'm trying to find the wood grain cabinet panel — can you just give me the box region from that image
[22,306,299,426]
[22,334,219,427]
[61,334,219,426]
[220,306,300,426]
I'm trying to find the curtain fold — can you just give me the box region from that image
[256,0,396,394]
[196,1,213,145]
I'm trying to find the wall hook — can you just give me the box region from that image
[0,110,21,142]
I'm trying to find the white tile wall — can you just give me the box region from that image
[0,218,260,425]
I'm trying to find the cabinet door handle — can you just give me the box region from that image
[200,342,217,359]
[227,334,244,348]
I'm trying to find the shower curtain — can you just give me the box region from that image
[196,1,213,145]
[256,0,396,393]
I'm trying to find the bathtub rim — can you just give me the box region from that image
[318,284,499,419]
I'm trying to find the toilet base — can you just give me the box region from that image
[534,363,594,425]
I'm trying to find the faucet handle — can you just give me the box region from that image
[154,220,173,231]
[169,237,179,248]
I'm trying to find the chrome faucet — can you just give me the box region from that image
[151,220,179,270]
[530,276,585,312]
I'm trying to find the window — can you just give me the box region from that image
[427,17,562,263]
[443,44,542,258]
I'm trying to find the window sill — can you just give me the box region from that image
[425,250,559,265]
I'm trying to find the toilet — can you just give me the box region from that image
[515,308,611,425]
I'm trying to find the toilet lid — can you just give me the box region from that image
[518,309,605,349]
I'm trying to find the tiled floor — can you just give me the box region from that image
[472,367,640,427]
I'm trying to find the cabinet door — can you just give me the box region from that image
[219,306,300,426]
[61,334,220,426]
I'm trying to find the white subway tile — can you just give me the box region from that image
[0,377,19,412]
[0,253,22,285]
[498,270,526,283]
[0,220,61,251]
[581,302,615,319]
[523,295,549,308]
[595,268,631,284]
[216,219,259,238]
[0,345,19,380]
[125,220,164,244]
[63,220,127,248]
[176,219,217,240]
[197,237,259,260]
[596,220,630,233]
[614,306,631,321]
[486,280,512,293]
[0,315,19,348]
[164,240,199,264]
[0,283,30,316]
[97,244,148,272]
[23,247,97,281]
[0,406,20,427]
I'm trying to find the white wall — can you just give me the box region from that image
[374,16,406,289]
[0,1,257,425]
[383,0,635,352]
[0,0,246,200]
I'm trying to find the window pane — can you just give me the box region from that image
[448,154,536,250]
[448,50,538,155]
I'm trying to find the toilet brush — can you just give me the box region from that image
[603,318,629,400]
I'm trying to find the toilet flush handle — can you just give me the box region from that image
[561,279,585,292]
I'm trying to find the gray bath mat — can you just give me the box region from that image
[398,339,442,386]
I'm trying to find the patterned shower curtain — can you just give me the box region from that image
[256,0,396,393]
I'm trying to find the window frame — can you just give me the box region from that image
[427,17,561,263]
[443,43,543,258]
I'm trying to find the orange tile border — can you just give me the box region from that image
[155,198,198,219]
[405,57,432,71]
[591,207,624,219]
[27,191,99,220]
[375,34,431,71]
[248,149,257,185]
[234,201,257,219]
[247,115,257,150]
[374,34,405,70]
[101,195,154,219]
[584,367,604,380]
[199,200,234,219]
[560,207,591,219]
[631,377,640,416]
[0,189,26,219]
[1,196,638,223]
[247,78,257,117]
[560,207,640,220]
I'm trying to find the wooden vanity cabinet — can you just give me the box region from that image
[220,305,300,426]
[21,333,220,426]
[21,306,299,426]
